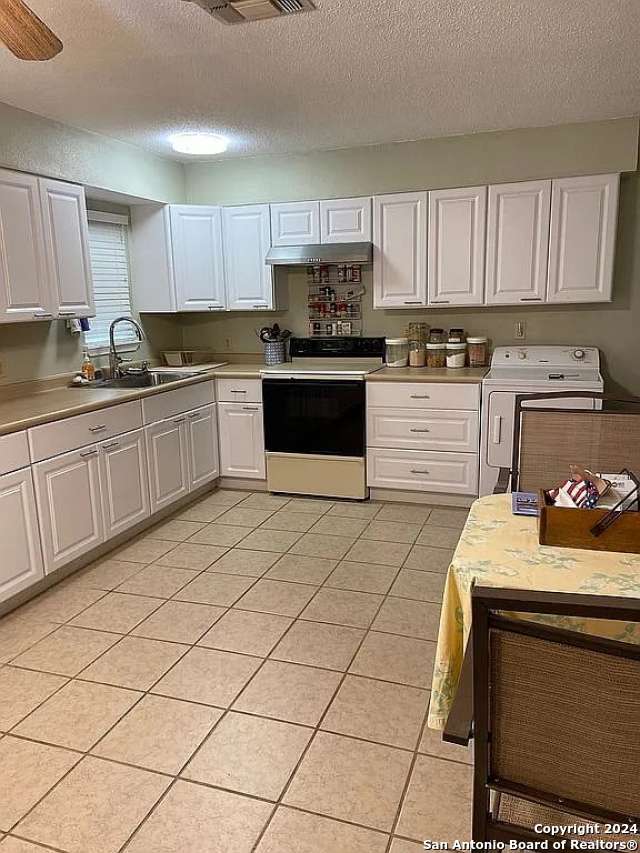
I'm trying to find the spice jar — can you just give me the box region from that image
[467,336,488,368]
[448,328,465,343]
[446,342,467,369]
[385,338,409,368]
[429,328,446,344]
[426,342,446,369]
[409,340,426,368]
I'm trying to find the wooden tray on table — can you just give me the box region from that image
[538,490,640,554]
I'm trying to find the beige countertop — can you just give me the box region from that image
[367,366,488,383]
[0,363,260,437]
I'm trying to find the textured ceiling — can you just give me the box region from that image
[1,0,639,161]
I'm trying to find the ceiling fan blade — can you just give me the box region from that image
[0,0,62,60]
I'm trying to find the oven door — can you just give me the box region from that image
[263,378,366,458]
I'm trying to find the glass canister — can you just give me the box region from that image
[385,338,409,368]
[448,327,465,343]
[429,328,446,344]
[409,340,426,368]
[467,336,489,368]
[446,342,467,369]
[426,342,446,369]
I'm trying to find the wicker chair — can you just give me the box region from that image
[471,586,640,842]
[494,392,640,494]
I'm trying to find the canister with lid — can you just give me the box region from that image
[409,340,426,368]
[426,342,446,369]
[446,342,467,369]
[385,338,409,368]
[467,336,488,368]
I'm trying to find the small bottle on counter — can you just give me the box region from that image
[429,328,446,344]
[448,327,466,343]
[81,350,95,381]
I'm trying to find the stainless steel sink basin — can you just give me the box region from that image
[82,371,196,390]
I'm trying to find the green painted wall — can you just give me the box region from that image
[185,117,639,204]
[0,102,185,203]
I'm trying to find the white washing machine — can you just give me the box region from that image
[480,346,604,496]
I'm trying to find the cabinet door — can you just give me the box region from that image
[0,468,44,602]
[34,446,104,574]
[485,180,551,305]
[373,193,428,308]
[222,205,274,310]
[270,201,320,246]
[39,179,95,318]
[145,418,190,513]
[320,197,372,243]
[428,186,486,306]
[99,429,150,539]
[0,169,52,323]
[186,405,220,490]
[547,174,619,304]
[169,205,226,311]
[218,403,265,479]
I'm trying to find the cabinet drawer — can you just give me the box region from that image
[0,431,30,475]
[216,378,262,404]
[29,401,143,463]
[367,382,480,411]
[367,448,478,495]
[367,408,479,453]
[142,380,215,424]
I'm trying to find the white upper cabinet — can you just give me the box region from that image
[373,192,428,309]
[320,197,372,243]
[547,174,619,304]
[0,169,52,323]
[428,186,486,307]
[170,205,226,311]
[485,180,551,305]
[39,178,95,318]
[222,204,274,310]
[270,201,321,246]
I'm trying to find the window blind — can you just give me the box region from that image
[85,219,138,353]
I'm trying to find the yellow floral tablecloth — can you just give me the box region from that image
[427,493,640,730]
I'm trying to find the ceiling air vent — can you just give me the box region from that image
[184,0,316,24]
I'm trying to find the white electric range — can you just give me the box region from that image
[261,337,386,499]
[480,345,604,496]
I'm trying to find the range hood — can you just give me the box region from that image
[266,242,373,266]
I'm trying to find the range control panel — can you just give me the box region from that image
[491,346,600,369]
[290,337,385,358]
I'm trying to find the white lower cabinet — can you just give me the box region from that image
[145,417,190,514]
[99,429,150,539]
[34,445,104,574]
[186,405,220,489]
[0,467,44,600]
[218,403,265,480]
[367,448,478,495]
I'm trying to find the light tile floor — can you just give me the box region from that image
[0,488,473,853]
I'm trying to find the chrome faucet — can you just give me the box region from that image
[108,317,146,379]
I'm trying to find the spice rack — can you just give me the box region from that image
[307,265,364,337]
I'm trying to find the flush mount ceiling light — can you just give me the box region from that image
[170,132,228,155]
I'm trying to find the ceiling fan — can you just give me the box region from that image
[0,0,62,60]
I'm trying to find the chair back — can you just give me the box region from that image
[471,587,640,841]
[510,392,640,493]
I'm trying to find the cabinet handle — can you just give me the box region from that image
[88,424,107,433]
[410,469,430,475]
[410,428,431,433]
[32,312,53,319]
[243,406,259,411]
[431,300,450,304]
[102,441,120,450]
[403,301,422,305]
[79,449,98,458]
[230,390,247,394]
[519,297,542,302]
[173,417,185,424]
[252,305,267,309]
[58,311,76,317]
[188,412,201,419]
[410,394,430,399]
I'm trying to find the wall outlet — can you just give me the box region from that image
[224,337,232,351]
[514,320,526,340]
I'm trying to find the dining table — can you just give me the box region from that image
[427,493,640,731]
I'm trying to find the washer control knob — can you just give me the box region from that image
[573,349,586,360]
[517,351,527,360]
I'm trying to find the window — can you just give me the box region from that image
[85,211,139,353]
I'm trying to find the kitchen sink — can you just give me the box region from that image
[81,371,197,389]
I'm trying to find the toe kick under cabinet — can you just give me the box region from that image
[366,382,480,496]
